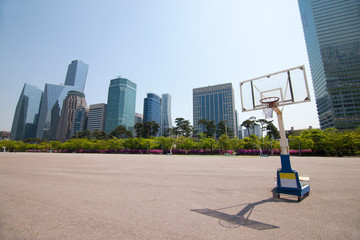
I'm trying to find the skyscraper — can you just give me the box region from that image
[10,83,43,140]
[193,83,236,137]
[70,106,88,138]
[64,60,89,92]
[56,91,87,141]
[160,93,172,136]
[298,0,360,129]
[143,93,161,126]
[36,84,80,140]
[36,60,88,139]
[105,77,137,133]
[87,103,107,132]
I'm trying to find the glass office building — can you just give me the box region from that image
[56,91,87,141]
[105,77,137,133]
[36,60,88,139]
[143,93,161,126]
[298,0,360,129]
[161,94,172,136]
[10,83,43,140]
[36,84,81,140]
[64,60,89,92]
[193,83,236,136]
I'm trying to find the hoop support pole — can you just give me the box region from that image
[273,107,289,155]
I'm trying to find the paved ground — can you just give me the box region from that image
[0,153,359,240]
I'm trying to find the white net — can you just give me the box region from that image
[260,97,279,119]
[262,107,274,119]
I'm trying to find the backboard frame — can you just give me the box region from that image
[240,65,311,112]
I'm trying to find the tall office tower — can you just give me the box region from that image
[143,93,161,126]
[160,94,172,136]
[64,60,89,92]
[193,83,236,137]
[70,106,88,137]
[36,60,88,139]
[105,77,137,133]
[298,0,360,129]
[87,103,107,132]
[10,83,43,140]
[56,91,87,141]
[36,84,80,140]
[135,113,143,124]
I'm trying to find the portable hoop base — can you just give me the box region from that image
[275,155,310,202]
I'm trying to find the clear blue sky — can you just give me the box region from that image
[0,0,320,132]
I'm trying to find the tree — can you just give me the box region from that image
[175,136,194,150]
[241,117,256,136]
[300,129,325,152]
[229,138,244,152]
[257,119,272,138]
[266,122,280,139]
[72,130,91,139]
[218,135,230,152]
[288,135,314,151]
[92,130,107,140]
[216,120,233,138]
[321,128,357,157]
[200,137,216,151]
[23,138,43,144]
[173,118,193,138]
[134,122,145,138]
[108,125,133,139]
[156,136,175,152]
[143,121,160,138]
[198,119,216,138]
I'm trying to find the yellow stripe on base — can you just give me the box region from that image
[279,173,296,179]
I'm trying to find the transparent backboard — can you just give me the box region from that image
[239,65,311,112]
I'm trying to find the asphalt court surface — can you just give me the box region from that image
[0,153,359,240]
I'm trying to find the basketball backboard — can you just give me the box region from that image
[239,65,311,112]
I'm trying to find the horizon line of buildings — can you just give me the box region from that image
[9,60,175,142]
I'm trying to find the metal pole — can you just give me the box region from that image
[273,107,289,155]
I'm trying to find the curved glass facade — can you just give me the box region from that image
[298,0,360,129]
[10,83,43,140]
[143,93,161,126]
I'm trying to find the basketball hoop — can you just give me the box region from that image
[260,97,279,119]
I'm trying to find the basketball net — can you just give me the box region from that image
[260,97,279,119]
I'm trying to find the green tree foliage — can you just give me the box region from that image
[72,130,91,139]
[288,135,314,151]
[241,116,256,137]
[198,119,216,138]
[300,129,325,152]
[175,136,195,150]
[144,121,160,138]
[200,138,216,151]
[92,130,107,140]
[265,122,280,139]
[135,122,160,138]
[156,136,175,151]
[218,135,230,151]
[2,126,360,156]
[173,118,193,138]
[108,125,133,139]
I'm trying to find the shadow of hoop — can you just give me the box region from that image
[191,188,297,230]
